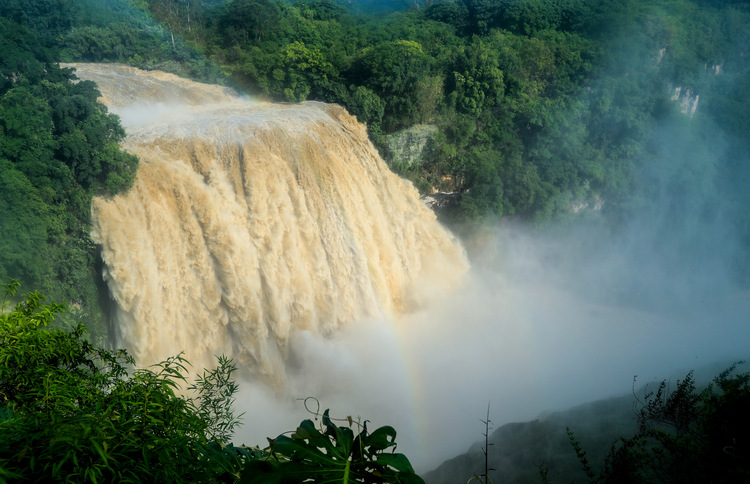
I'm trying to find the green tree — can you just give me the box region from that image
[149,0,204,48]
[461,0,503,34]
[447,37,504,117]
[0,14,139,335]
[0,0,78,40]
[0,85,55,169]
[0,162,52,286]
[220,0,282,45]
[424,0,470,33]
[0,281,252,482]
[46,74,139,196]
[264,41,338,102]
[347,85,386,129]
[0,282,425,483]
[295,0,348,21]
[351,40,434,131]
[569,364,750,483]
[495,0,591,36]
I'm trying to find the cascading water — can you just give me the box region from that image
[70,64,468,382]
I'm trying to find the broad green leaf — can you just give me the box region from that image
[364,425,398,452]
[374,452,416,474]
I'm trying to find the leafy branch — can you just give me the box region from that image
[243,398,425,483]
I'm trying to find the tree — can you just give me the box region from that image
[351,40,434,131]
[414,74,444,123]
[0,14,140,329]
[0,162,52,286]
[220,0,282,45]
[148,0,208,47]
[0,17,51,93]
[0,0,78,40]
[46,73,139,196]
[461,0,503,34]
[424,0,470,33]
[347,85,386,129]
[295,0,348,21]
[569,364,750,483]
[0,85,55,169]
[264,41,338,102]
[0,280,251,483]
[447,37,504,117]
[0,282,425,482]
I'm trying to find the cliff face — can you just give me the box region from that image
[386,124,439,167]
[671,85,700,117]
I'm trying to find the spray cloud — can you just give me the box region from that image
[71,63,749,474]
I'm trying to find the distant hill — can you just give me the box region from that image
[424,362,743,484]
[424,393,636,483]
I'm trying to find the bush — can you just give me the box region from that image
[0,281,424,483]
[568,363,750,483]
[0,279,252,482]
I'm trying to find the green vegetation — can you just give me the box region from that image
[0,281,424,482]
[0,5,139,336]
[424,365,750,484]
[568,363,750,483]
[4,0,750,321]
[0,280,249,482]
[244,402,424,483]
[60,0,225,82]
[120,0,750,242]
[2,1,750,480]
[424,393,638,483]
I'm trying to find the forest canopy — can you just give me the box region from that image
[0,6,138,332]
[2,0,750,481]
[2,0,750,335]
[110,0,750,230]
[1,0,749,332]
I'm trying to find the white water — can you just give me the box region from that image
[69,64,749,474]
[71,64,468,383]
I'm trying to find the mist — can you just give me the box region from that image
[232,231,748,472]
[72,46,750,478]
[9,0,748,479]
[231,111,750,473]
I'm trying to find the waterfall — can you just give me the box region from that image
[70,64,468,382]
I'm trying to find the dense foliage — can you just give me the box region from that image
[4,0,750,319]
[0,6,139,334]
[0,281,424,483]
[119,0,750,251]
[60,0,225,82]
[0,280,250,482]
[2,1,749,481]
[244,404,424,483]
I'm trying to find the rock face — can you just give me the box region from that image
[68,63,468,382]
[386,124,439,166]
[671,86,700,117]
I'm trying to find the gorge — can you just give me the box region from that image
[68,63,748,474]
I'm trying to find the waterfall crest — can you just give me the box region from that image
[71,64,468,381]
